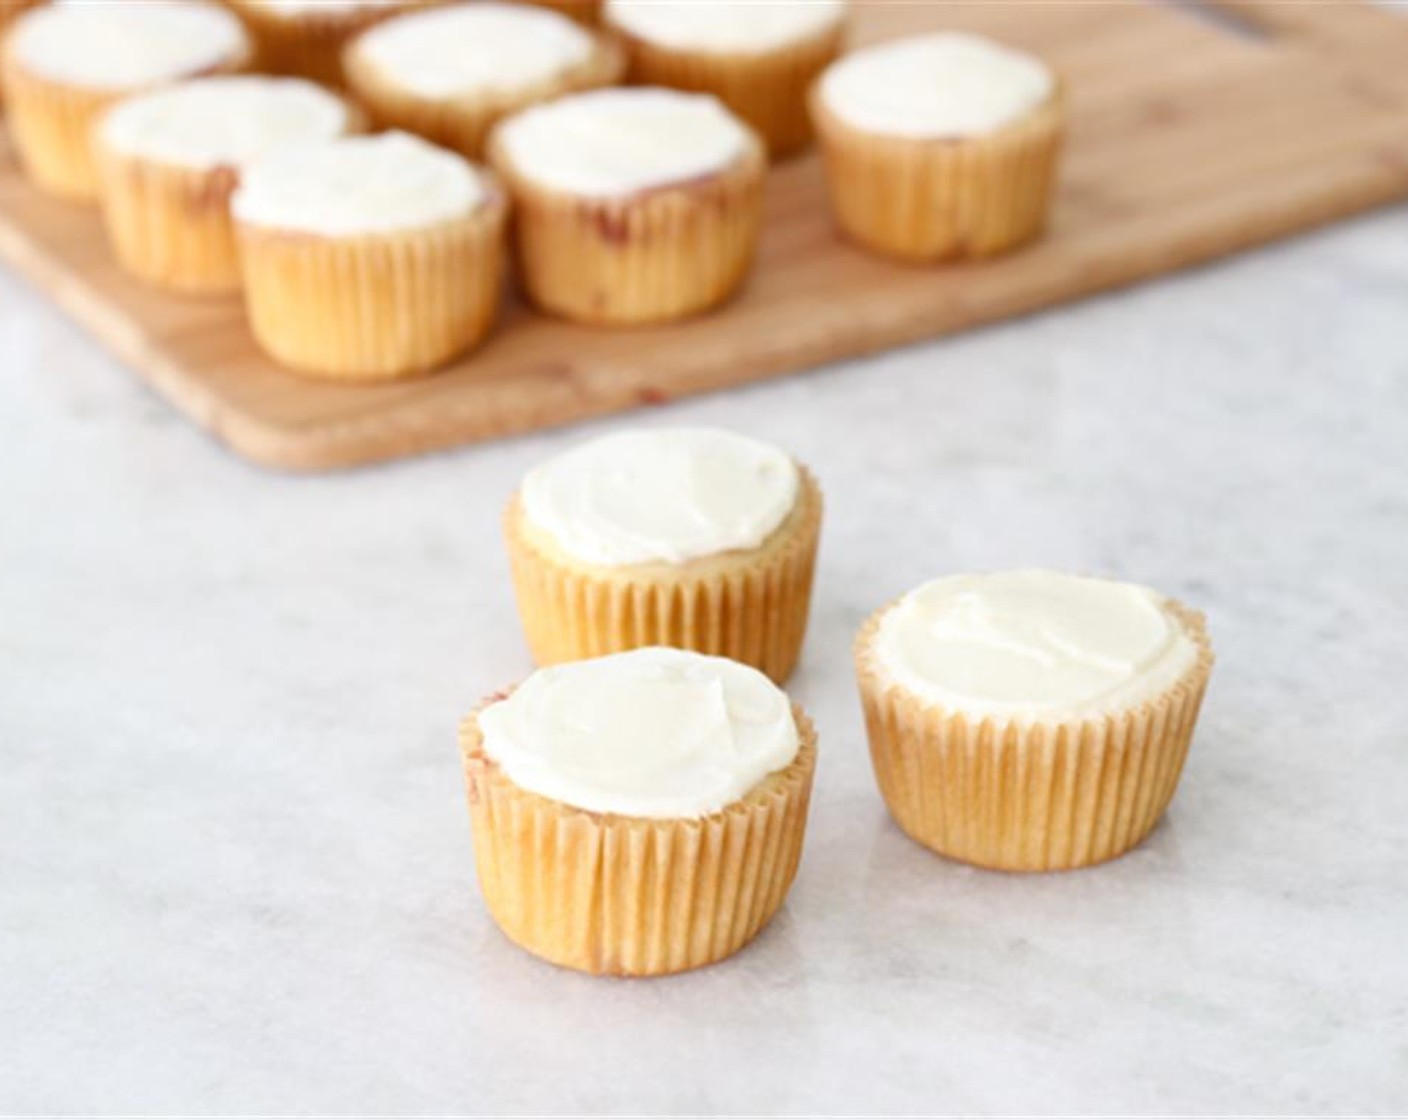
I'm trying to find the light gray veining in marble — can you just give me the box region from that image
[4,209,1408,1115]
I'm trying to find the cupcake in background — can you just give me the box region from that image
[854,570,1214,871]
[604,0,847,159]
[224,0,433,89]
[488,87,765,325]
[344,2,624,161]
[0,1,252,200]
[95,76,358,294]
[461,646,818,975]
[504,426,821,683]
[811,32,1063,261]
[232,131,507,380]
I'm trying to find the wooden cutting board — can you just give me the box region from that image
[2,0,1407,471]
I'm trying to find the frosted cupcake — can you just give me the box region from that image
[344,2,624,160]
[487,87,764,325]
[604,0,847,158]
[94,76,356,294]
[505,427,821,682]
[855,571,1214,872]
[232,131,507,381]
[461,647,818,975]
[0,1,252,200]
[224,0,429,89]
[811,32,1063,261]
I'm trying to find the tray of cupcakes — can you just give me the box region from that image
[0,0,1076,467]
[462,425,1215,975]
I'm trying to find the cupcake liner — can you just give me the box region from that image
[227,0,427,88]
[94,151,244,293]
[460,699,817,976]
[345,34,624,160]
[504,468,821,683]
[611,20,846,159]
[854,601,1213,871]
[486,137,766,325]
[0,45,251,202]
[811,90,1064,261]
[235,193,508,381]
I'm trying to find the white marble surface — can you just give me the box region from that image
[4,209,1408,1116]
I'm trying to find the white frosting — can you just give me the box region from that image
[605,0,845,54]
[819,32,1055,138]
[8,1,247,90]
[352,3,594,99]
[477,647,799,818]
[99,77,349,171]
[521,427,799,567]
[231,131,488,236]
[873,570,1199,717]
[493,87,750,196]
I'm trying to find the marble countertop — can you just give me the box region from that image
[4,208,1407,1116]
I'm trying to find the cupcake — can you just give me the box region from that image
[604,0,847,159]
[461,646,818,975]
[1,0,252,201]
[231,131,507,381]
[224,0,430,89]
[854,570,1214,872]
[504,427,821,683]
[487,87,764,325]
[94,76,357,295]
[811,32,1063,261]
[343,2,624,161]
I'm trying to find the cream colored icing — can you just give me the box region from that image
[8,1,248,90]
[819,32,1054,138]
[231,131,487,236]
[873,570,1198,717]
[352,3,594,99]
[493,87,750,196]
[99,76,349,171]
[605,0,845,54]
[477,647,799,818]
[521,427,799,567]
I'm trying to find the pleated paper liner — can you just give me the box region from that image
[94,102,362,295]
[460,699,818,976]
[504,467,822,683]
[485,138,766,325]
[0,48,252,202]
[810,90,1065,262]
[235,194,508,381]
[854,601,1214,872]
[345,34,624,161]
[610,20,847,159]
[226,0,429,89]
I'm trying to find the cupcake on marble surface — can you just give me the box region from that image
[811,32,1063,261]
[94,76,357,294]
[505,427,821,683]
[604,0,847,159]
[461,646,818,975]
[0,0,252,200]
[224,0,431,89]
[487,87,764,325]
[855,570,1213,872]
[343,2,624,161]
[232,131,507,381]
